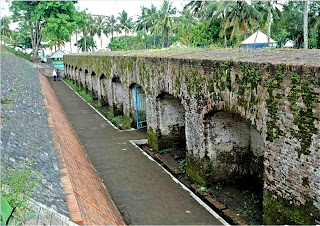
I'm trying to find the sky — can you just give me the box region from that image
[75,0,187,19]
[1,0,187,18]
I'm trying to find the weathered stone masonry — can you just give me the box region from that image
[64,49,320,224]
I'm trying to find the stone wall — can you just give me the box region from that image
[64,49,320,224]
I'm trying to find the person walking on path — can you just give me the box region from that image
[56,69,61,81]
[53,69,57,81]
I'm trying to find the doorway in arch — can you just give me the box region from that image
[134,85,147,130]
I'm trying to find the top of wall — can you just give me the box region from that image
[66,48,320,67]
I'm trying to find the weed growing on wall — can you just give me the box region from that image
[1,163,40,224]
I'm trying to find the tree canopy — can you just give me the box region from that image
[3,0,319,55]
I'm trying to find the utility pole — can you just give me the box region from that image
[304,0,308,49]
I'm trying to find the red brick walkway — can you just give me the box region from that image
[39,73,125,225]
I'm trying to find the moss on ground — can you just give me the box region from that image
[263,191,319,225]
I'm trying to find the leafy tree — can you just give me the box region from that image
[75,36,96,52]
[175,8,197,46]
[41,2,79,51]
[10,1,79,61]
[190,19,222,47]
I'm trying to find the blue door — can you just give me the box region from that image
[135,85,147,129]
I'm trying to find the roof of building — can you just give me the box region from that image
[241,30,276,45]
[284,40,294,48]
[48,50,66,59]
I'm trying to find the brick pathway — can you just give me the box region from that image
[39,73,125,225]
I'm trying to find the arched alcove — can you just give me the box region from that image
[203,111,265,188]
[99,74,108,105]
[151,93,186,159]
[84,69,89,93]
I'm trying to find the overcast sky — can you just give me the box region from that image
[1,0,187,18]
[75,0,187,19]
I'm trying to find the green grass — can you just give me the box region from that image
[1,45,32,61]
[106,112,131,130]
[1,163,40,224]
[1,97,13,104]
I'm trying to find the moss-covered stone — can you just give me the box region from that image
[263,190,319,225]
[147,127,159,151]
[186,154,207,186]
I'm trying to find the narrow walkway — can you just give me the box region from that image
[40,73,124,225]
[48,77,225,225]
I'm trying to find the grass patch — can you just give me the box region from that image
[1,45,32,62]
[21,71,32,77]
[106,110,131,130]
[1,163,40,224]
[1,97,13,104]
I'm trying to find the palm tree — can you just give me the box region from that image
[175,8,197,46]
[253,0,281,46]
[221,1,261,41]
[118,10,134,36]
[104,15,119,42]
[136,6,149,32]
[78,12,96,52]
[95,15,107,48]
[155,0,176,48]
[184,1,210,21]
[145,4,159,47]
[1,16,12,37]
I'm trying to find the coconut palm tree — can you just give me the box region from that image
[221,1,261,41]
[1,16,12,37]
[155,0,176,48]
[104,15,119,42]
[253,0,281,46]
[145,4,159,47]
[95,15,107,48]
[118,10,134,36]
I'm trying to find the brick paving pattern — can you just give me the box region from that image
[39,73,125,225]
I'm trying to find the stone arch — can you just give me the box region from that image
[78,68,83,86]
[87,71,96,97]
[84,69,89,93]
[111,75,125,116]
[201,110,265,187]
[148,92,186,160]
[91,71,98,99]
[71,66,74,81]
[98,74,108,105]
[74,67,78,83]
